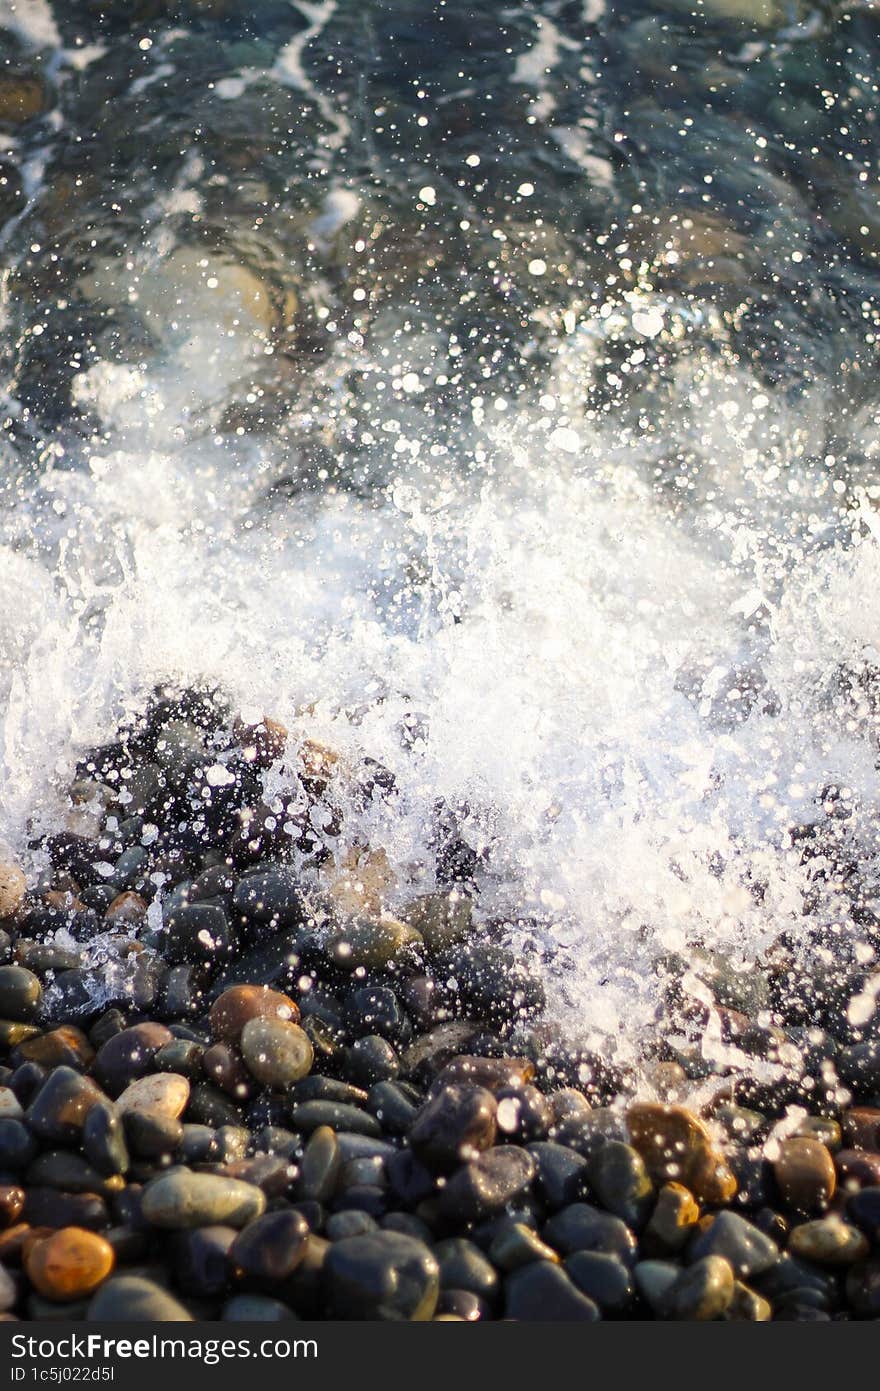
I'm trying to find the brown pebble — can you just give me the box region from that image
[835,1148,880,1191]
[841,1107,880,1153]
[643,1182,701,1254]
[15,1026,95,1071]
[627,1103,737,1205]
[209,985,300,1043]
[104,893,148,925]
[0,863,26,919]
[788,1215,869,1266]
[430,1055,536,1096]
[772,1137,836,1214]
[26,1227,115,1301]
[0,1186,24,1228]
[202,1043,256,1100]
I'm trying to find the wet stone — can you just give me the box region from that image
[294,1123,339,1201]
[202,1043,256,1101]
[788,1215,869,1265]
[25,1151,120,1197]
[433,942,545,1023]
[542,1204,638,1265]
[25,1067,105,1144]
[0,864,26,920]
[489,1221,560,1272]
[82,1103,129,1178]
[228,1209,309,1281]
[141,1171,266,1229]
[14,1026,94,1072]
[0,967,42,1022]
[0,1118,38,1170]
[663,1255,735,1321]
[164,904,232,965]
[846,1185,880,1240]
[504,1261,600,1321]
[22,1189,108,1232]
[588,1141,654,1230]
[434,1236,499,1299]
[209,985,300,1043]
[689,1210,779,1277]
[724,1281,772,1322]
[438,1146,536,1223]
[627,1103,737,1206]
[841,1107,880,1152]
[289,1101,381,1138]
[365,1081,418,1136]
[565,1251,635,1315]
[772,1137,836,1214]
[323,1230,439,1320]
[123,1110,183,1160]
[325,1211,378,1240]
[345,1035,399,1086]
[92,1024,173,1096]
[409,1084,497,1173]
[116,1073,190,1119]
[643,1183,700,1255]
[169,1225,236,1297]
[232,872,305,942]
[326,916,423,972]
[25,1227,114,1301]
[185,1082,243,1129]
[87,1275,194,1321]
[154,1039,205,1078]
[240,1016,313,1089]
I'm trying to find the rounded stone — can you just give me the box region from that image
[25,1067,106,1144]
[588,1141,654,1230]
[663,1255,735,1320]
[209,985,300,1043]
[488,1222,560,1272]
[643,1183,700,1254]
[168,1226,236,1297]
[116,1073,190,1120]
[228,1209,310,1281]
[438,1146,536,1222]
[82,1103,129,1178]
[25,1227,114,1301]
[92,1024,173,1096]
[542,1203,638,1264]
[141,1171,266,1229]
[87,1275,194,1321]
[627,1103,736,1205]
[0,864,26,919]
[240,1016,313,1089]
[409,1085,498,1173]
[788,1216,869,1266]
[435,1236,499,1300]
[0,967,42,1022]
[297,1125,341,1203]
[565,1251,635,1314]
[323,1231,439,1320]
[504,1261,600,1321]
[772,1137,836,1214]
[15,1026,94,1072]
[326,916,423,972]
[688,1210,779,1278]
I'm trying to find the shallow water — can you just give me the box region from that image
[2,0,880,1064]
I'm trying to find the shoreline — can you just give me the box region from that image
[0,687,877,1321]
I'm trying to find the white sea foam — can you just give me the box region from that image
[0,228,876,1060]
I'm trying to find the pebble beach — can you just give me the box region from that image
[0,687,876,1321]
